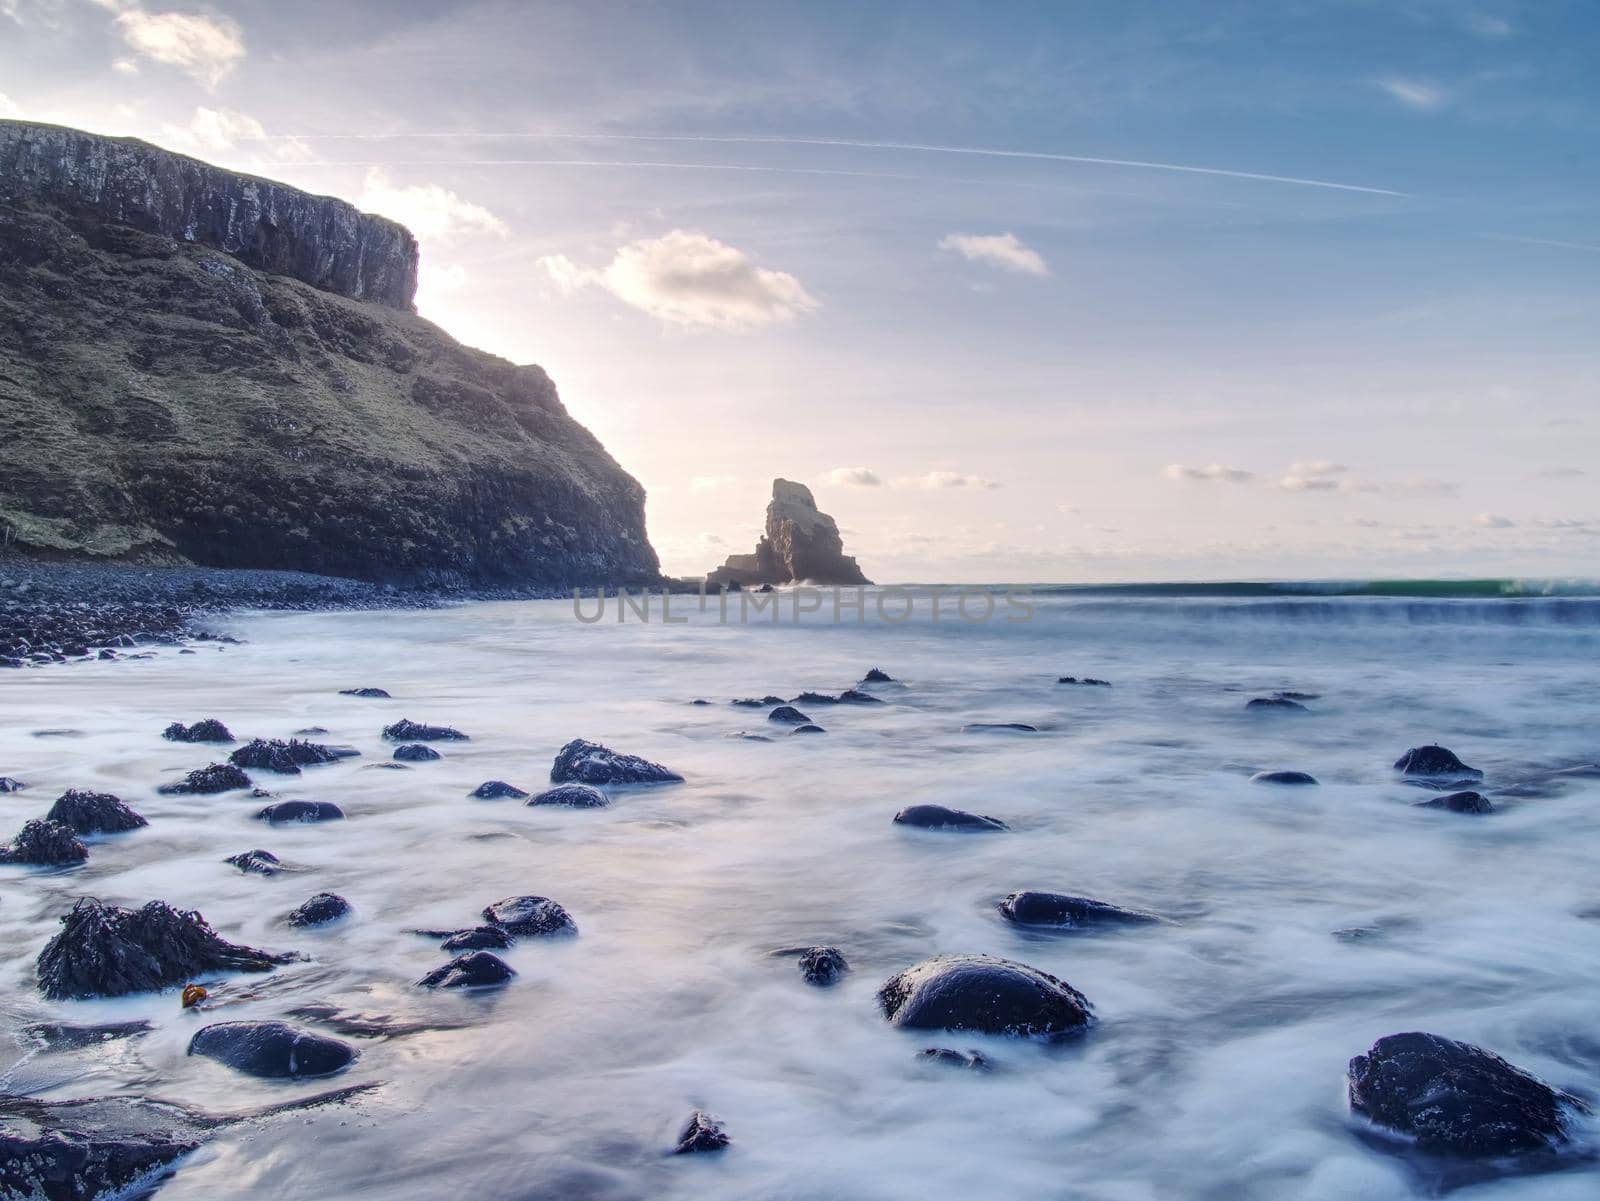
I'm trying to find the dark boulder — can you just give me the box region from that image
[0,818,89,865]
[36,897,295,1000]
[917,1048,993,1071]
[792,724,826,735]
[550,739,682,785]
[418,951,516,990]
[791,691,839,705]
[1057,676,1110,686]
[839,689,882,704]
[1251,770,1319,786]
[229,738,352,775]
[470,780,529,800]
[158,762,252,794]
[878,954,1092,1038]
[731,696,784,708]
[0,776,24,792]
[440,926,513,952]
[528,783,609,808]
[188,1021,354,1079]
[798,946,848,986]
[340,687,390,698]
[382,718,469,742]
[225,848,282,876]
[862,668,894,683]
[0,1098,200,1201]
[767,706,811,725]
[962,722,1037,733]
[287,893,351,928]
[1416,790,1493,814]
[46,788,148,834]
[393,743,441,762]
[482,895,578,938]
[998,891,1160,930]
[1394,745,1483,780]
[162,718,235,743]
[1247,696,1307,711]
[255,800,344,824]
[893,804,1007,833]
[1347,1031,1584,1156]
[672,1110,729,1154]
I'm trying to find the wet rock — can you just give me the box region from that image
[798,946,848,986]
[1394,744,1483,781]
[792,724,826,735]
[229,737,353,775]
[690,698,711,706]
[672,1110,729,1154]
[767,705,811,725]
[839,689,882,704]
[440,926,513,952]
[470,780,529,800]
[36,897,295,1000]
[225,848,282,876]
[158,762,252,794]
[1247,696,1308,711]
[528,783,609,808]
[0,776,24,792]
[255,800,344,824]
[162,718,235,743]
[998,891,1160,930]
[339,687,390,698]
[917,1048,994,1071]
[878,953,1092,1038]
[791,691,839,705]
[21,1020,154,1052]
[726,732,772,742]
[1416,790,1493,814]
[296,726,329,735]
[0,1098,201,1200]
[418,951,516,990]
[382,718,469,742]
[1057,676,1110,686]
[287,893,351,928]
[862,668,894,683]
[1251,770,1319,786]
[0,818,89,865]
[962,722,1037,733]
[731,695,787,708]
[482,895,578,938]
[46,788,149,834]
[550,739,682,785]
[1347,1031,1585,1156]
[188,1021,355,1079]
[393,743,441,762]
[893,804,1008,833]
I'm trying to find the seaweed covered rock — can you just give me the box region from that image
[255,800,344,824]
[225,848,282,876]
[528,783,609,808]
[672,1110,730,1154]
[36,897,295,1000]
[287,893,351,928]
[0,818,89,865]
[893,804,1008,833]
[188,1021,355,1079]
[998,891,1160,930]
[383,719,469,742]
[550,739,682,786]
[482,895,578,938]
[229,738,352,775]
[158,763,252,794]
[469,780,528,800]
[393,743,441,762]
[46,788,148,834]
[418,951,516,990]
[878,954,1092,1038]
[1394,745,1483,781]
[162,718,234,743]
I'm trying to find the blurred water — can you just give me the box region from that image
[2,589,1598,1200]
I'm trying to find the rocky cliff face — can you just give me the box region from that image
[707,480,871,588]
[0,120,660,589]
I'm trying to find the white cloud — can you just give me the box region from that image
[938,232,1049,276]
[113,8,245,89]
[542,231,817,330]
[1377,77,1447,111]
[111,57,139,75]
[357,170,507,242]
[1164,463,1253,483]
[1278,461,1350,491]
[0,92,20,118]
[1474,513,1515,528]
[820,467,882,487]
[158,107,279,156]
[895,471,1001,490]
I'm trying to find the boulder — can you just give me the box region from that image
[672,1110,730,1154]
[862,668,894,683]
[229,738,353,775]
[1416,790,1493,814]
[46,788,149,834]
[798,946,848,986]
[0,818,89,865]
[35,897,294,1000]
[1347,1032,1584,1156]
[482,895,578,938]
[340,687,391,698]
[1251,770,1319,786]
[287,893,351,928]
[528,783,609,808]
[393,743,441,762]
[767,705,811,725]
[418,951,516,990]
[188,1021,355,1079]
[550,739,682,785]
[893,804,1007,833]
[162,718,235,743]
[998,891,1160,929]
[470,780,529,800]
[878,954,1092,1037]
[255,800,344,824]
[382,718,469,742]
[225,848,282,876]
[440,926,513,952]
[791,691,839,705]
[158,763,252,794]
[0,776,24,792]
[1394,745,1483,780]
[705,478,871,588]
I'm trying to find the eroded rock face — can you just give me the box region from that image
[878,954,1092,1037]
[707,479,871,587]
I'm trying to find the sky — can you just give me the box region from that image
[2,0,1597,582]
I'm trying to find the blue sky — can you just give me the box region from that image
[3,0,1596,580]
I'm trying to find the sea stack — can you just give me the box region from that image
[707,479,871,588]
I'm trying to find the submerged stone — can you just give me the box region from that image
[767,705,811,725]
[46,788,148,834]
[1415,790,1493,814]
[839,689,882,704]
[1247,696,1307,711]
[1057,676,1110,686]
[962,722,1037,733]
[225,848,281,876]
[340,687,391,698]
[1394,744,1483,780]
[672,1110,729,1154]
[255,800,344,824]
[878,954,1092,1038]
[382,718,469,742]
[188,1021,354,1079]
[162,718,235,743]
[998,891,1160,930]
[158,763,252,795]
[418,951,516,990]
[0,776,24,792]
[393,743,441,762]
[1251,770,1319,786]
[798,946,848,986]
[917,1048,994,1071]
[482,895,578,938]
[527,783,609,808]
[893,804,1008,832]
[792,724,826,735]
[550,739,682,785]
[0,818,89,865]
[439,926,513,952]
[0,1097,201,1200]
[470,780,529,800]
[287,893,351,928]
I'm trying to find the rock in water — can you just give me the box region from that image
[767,705,812,725]
[839,689,882,704]
[998,891,1160,929]
[1251,770,1319,786]
[470,780,529,800]
[550,739,682,785]
[188,1022,355,1079]
[917,1048,994,1072]
[878,954,1092,1038]
[0,818,88,865]
[383,719,469,742]
[893,804,1008,832]
[418,951,516,990]
[1247,696,1308,711]
[225,849,282,876]
[672,1111,730,1154]
[0,122,660,589]
[287,893,351,928]
[792,724,826,735]
[340,687,391,698]
[162,718,235,743]
[46,788,149,834]
[0,1097,201,1200]
[1394,744,1483,780]
[394,743,442,762]
[705,478,871,588]
[439,926,513,952]
[962,722,1038,734]
[229,738,351,774]
[798,946,848,986]
[1416,790,1493,814]
[0,776,25,792]
[255,800,345,824]
[528,783,609,808]
[1347,1032,1584,1156]
[158,763,252,794]
[35,897,295,1000]
[862,668,894,683]
[482,895,578,938]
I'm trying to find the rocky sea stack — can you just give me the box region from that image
[707,479,870,588]
[0,120,659,588]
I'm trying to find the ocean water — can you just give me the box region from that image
[3,587,1599,1200]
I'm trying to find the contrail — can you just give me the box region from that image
[1478,233,1600,254]
[241,130,1407,197]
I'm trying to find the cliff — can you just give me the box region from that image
[707,479,871,588]
[0,119,660,588]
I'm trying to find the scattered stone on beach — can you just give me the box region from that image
[162,718,235,743]
[158,762,252,795]
[36,897,295,1000]
[418,951,516,990]
[917,1048,994,1071]
[1416,790,1493,814]
[672,1111,730,1154]
[0,776,25,792]
[528,783,609,809]
[839,689,882,704]
[878,954,1092,1038]
[287,893,351,928]
[482,895,578,938]
[229,737,353,775]
[188,1021,355,1079]
[1394,744,1483,781]
[0,818,89,865]
[797,946,848,986]
[440,926,513,952]
[893,804,1008,832]
[255,800,345,824]
[382,718,469,742]
[339,687,391,698]
[46,788,149,835]
[393,743,441,762]
[1247,696,1308,711]
[1347,1031,1585,1156]
[998,891,1160,930]
[767,705,812,725]
[1057,676,1110,686]
[962,722,1037,733]
[470,780,529,800]
[550,739,682,786]
[225,849,282,876]
[862,668,894,683]
[1251,770,1319,786]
